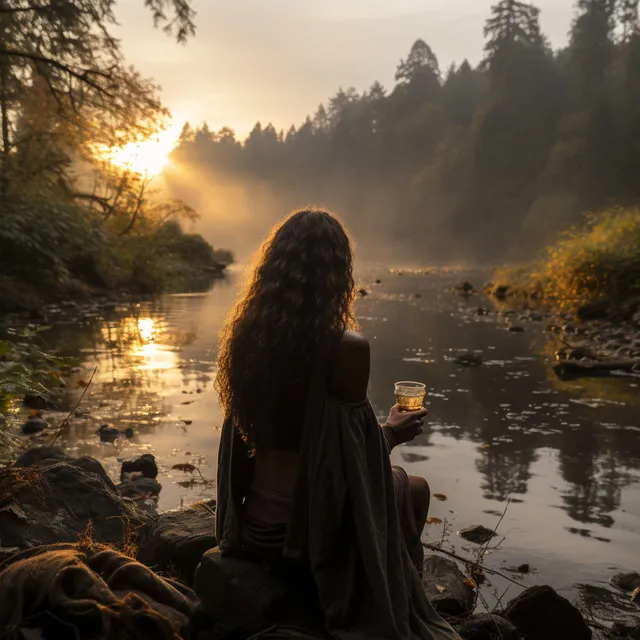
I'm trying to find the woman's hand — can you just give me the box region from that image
[382,405,427,446]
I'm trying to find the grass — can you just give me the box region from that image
[495,207,640,312]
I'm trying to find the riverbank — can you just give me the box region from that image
[0,446,632,639]
[479,208,640,379]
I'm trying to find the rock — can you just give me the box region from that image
[422,555,475,616]
[477,307,489,316]
[453,614,521,640]
[502,585,591,640]
[358,289,368,297]
[375,279,382,284]
[22,388,65,411]
[0,453,151,548]
[124,427,134,438]
[455,353,483,367]
[97,424,119,442]
[516,564,531,574]
[117,476,162,498]
[194,548,288,637]
[137,501,217,584]
[121,454,158,480]
[459,525,497,545]
[508,326,525,333]
[493,285,510,300]
[577,300,610,321]
[610,621,640,639]
[611,571,640,592]
[457,281,475,294]
[21,416,48,435]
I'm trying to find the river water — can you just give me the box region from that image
[10,267,640,620]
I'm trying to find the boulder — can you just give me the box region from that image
[611,571,640,592]
[21,416,48,435]
[193,548,288,637]
[22,388,65,411]
[453,614,521,640]
[121,454,158,480]
[137,501,217,584]
[422,555,475,616]
[502,585,591,640]
[459,525,497,545]
[97,424,119,441]
[0,452,151,548]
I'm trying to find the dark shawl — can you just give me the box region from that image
[216,366,457,640]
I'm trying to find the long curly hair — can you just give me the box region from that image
[215,209,357,445]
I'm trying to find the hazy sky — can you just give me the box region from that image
[115,0,575,139]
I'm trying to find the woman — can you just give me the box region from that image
[215,210,458,640]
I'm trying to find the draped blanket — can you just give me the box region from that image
[0,543,198,640]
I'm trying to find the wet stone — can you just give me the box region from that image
[422,555,475,617]
[21,416,48,435]
[453,614,521,640]
[137,501,217,584]
[459,525,497,545]
[121,454,158,480]
[611,571,640,592]
[502,585,591,640]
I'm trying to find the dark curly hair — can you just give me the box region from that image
[215,209,357,445]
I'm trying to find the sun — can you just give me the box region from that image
[105,120,183,176]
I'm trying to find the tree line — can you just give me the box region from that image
[169,0,640,264]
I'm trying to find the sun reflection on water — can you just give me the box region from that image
[131,317,176,370]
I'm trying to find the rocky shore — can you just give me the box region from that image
[0,447,636,639]
[455,281,640,381]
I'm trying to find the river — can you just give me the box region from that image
[9,267,640,620]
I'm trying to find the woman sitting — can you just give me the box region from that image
[215,210,458,640]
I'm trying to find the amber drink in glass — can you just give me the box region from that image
[394,381,426,411]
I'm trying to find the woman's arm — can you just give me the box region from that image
[330,332,426,453]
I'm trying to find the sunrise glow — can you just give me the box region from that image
[104,120,183,176]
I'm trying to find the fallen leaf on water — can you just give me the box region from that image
[181,420,192,425]
[172,463,198,474]
[464,577,477,589]
[433,493,448,502]
[427,517,443,525]
[435,584,447,594]
[30,409,42,417]
[481,443,491,449]
[77,380,88,388]
[181,401,193,405]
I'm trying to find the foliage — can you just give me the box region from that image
[531,207,640,309]
[0,325,75,405]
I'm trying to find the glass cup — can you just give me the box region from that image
[394,381,427,412]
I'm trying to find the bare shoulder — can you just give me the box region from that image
[340,330,370,356]
[330,331,370,404]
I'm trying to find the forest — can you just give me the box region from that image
[0,0,229,313]
[168,0,640,267]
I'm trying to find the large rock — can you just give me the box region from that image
[453,614,522,640]
[193,548,288,637]
[422,555,475,616]
[502,585,591,640]
[117,476,162,499]
[0,451,151,548]
[137,501,217,584]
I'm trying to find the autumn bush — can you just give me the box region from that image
[497,208,640,311]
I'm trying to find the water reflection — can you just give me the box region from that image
[13,268,640,611]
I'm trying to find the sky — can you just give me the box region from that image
[114,0,576,139]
